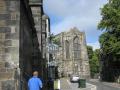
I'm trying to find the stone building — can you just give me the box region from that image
[0,0,50,90]
[29,0,50,82]
[54,27,90,78]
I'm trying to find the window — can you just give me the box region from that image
[73,37,81,59]
[65,40,70,59]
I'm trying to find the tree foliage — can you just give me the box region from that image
[52,38,60,45]
[87,46,93,59]
[50,33,61,46]
[98,0,120,61]
[87,46,100,78]
[98,0,120,32]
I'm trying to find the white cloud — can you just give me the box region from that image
[51,16,98,34]
[43,0,107,33]
[43,0,107,49]
[87,41,100,50]
[44,0,107,18]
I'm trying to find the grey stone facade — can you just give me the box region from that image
[0,0,50,90]
[0,0,20,89]
[29,0,50,83]
[54,27,90,79]
[0,0,20,68]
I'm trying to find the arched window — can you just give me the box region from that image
[65,40,70,59]
[73,37,80,59]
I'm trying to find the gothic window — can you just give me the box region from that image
[42,20,46,33]
[65,40,70,59]
[73,36,80,59]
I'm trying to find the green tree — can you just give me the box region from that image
[87,46,93,59]
[49,33,61,46]
[98,0,120,61]
[90,50,100,78]
[87,46,100,78]
[98,0,120,32]
[98,0,120,82]
[52,37,60,45]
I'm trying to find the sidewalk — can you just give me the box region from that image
[60,78,97,90]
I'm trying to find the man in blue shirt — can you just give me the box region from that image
[28,71,43,90]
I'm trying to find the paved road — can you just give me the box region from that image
[88,79,120,90]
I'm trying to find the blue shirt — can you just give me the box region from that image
[28,76,42,90]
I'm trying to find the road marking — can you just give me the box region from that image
[67,79,71,85]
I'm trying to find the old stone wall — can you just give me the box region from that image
[0,0,20,89]
[30,0,50,84]
[0,0,42,90]
[0,0,50,89]
[0,0,20,68]
[20,0,35,84]
[55,27,90,79]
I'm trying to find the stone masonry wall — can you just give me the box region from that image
[0,0,20,89]
[55,28,90,78]
[0,0,20,68]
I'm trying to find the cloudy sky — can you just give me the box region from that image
[43,0,108,50]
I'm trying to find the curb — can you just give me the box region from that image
[89,79,120,89]
[79,83,97,90]
[102,82,120,89]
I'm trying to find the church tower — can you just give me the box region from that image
[54,27,90,79]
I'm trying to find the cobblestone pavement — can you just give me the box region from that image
[88,79,120,90]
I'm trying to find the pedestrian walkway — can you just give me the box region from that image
[60,78,96,90]
[60,78,71,90]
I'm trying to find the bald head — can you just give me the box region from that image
[33,71,38,76]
